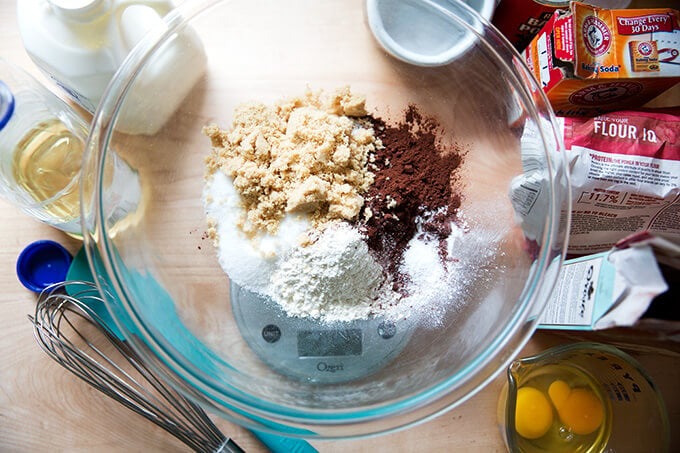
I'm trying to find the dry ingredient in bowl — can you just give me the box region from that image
[203,87,470,323]
[363,106,464,288]
[270,222,391,320]
[204,86,377,238]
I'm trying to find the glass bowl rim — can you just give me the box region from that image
[80,0,571,438]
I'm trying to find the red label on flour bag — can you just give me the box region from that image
[562,109,680,254]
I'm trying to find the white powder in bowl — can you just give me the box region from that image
[204,171,310,293]
[270,223,394,322]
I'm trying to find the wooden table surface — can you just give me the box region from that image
[1,1,679,452]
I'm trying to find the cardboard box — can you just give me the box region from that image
[522,1,680,117]
[538,233,678,332]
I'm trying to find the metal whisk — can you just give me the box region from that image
[28,281,244,453]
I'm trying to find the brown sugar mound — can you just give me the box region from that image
[204,87,378,237]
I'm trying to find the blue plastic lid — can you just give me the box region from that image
[16,240,73,292]
[0,80,15,131]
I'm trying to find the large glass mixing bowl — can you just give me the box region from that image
[81,0,570,438]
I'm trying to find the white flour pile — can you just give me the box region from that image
[270,223,390,321]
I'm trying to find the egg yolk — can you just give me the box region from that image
[557,388,604,435]
[515,386,553,439]
[548,380,571,410]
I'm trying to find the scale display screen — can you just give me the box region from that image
[232,283,412,382]
[297,329,362,357]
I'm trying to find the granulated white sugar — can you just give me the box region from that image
[204,171,310,293]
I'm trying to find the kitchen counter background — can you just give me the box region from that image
[1,0,678,451]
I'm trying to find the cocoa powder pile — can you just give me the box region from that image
[361,106,464,284]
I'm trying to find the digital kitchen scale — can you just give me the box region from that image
[231,283,413,384]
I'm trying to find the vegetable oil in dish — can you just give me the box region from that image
[0,60,143,236]
[513,364,611,453]
[12,118,83,221]
[10,118,136,237]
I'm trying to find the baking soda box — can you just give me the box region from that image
[522,1,680,116]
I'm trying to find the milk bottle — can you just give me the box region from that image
[17,0,206,135]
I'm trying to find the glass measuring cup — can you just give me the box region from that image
[499,342,670,453]
[0,59,141,237]
[0,59,89,235]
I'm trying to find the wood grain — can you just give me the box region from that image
[0,0,678,452]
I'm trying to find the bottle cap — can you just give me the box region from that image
[48,0,108,21]
[0,80,15,131]
[16,240,73,292]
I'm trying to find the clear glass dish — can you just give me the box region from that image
[81,0,570,438]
